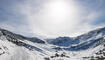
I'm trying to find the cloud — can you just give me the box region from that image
[0,0,32,37]
[0,0,105,38]
[15,0,105,38]
[0,23,15,31]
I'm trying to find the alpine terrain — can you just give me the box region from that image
[0,27,105,60]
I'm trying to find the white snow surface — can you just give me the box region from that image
[0,38,104,60]
[0,27,105,60]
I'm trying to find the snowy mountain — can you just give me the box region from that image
[0,27,105,60]
[63,27,105,51]
[46,37,74,47]
[47,27,105,50]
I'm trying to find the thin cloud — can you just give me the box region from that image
[0,0,105,38]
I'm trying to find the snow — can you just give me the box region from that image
[0,27,105,60]
[0,39,45,60]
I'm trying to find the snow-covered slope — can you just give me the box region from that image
[47,27,105,50]
[0,27,105,60]
[65,27,105,51]
[0,28,48,60]
[46,37,74,47]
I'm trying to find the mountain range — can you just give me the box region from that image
[0,27,105,60]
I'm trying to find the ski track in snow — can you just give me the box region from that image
[11,47,29,60]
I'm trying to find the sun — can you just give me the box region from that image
[28,0,78,37]
[42,0,77,25]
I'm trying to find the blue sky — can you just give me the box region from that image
[0,0,105,38]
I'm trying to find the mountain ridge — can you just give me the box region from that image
[0,27,105,60]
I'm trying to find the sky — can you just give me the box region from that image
[0,0,105,38]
